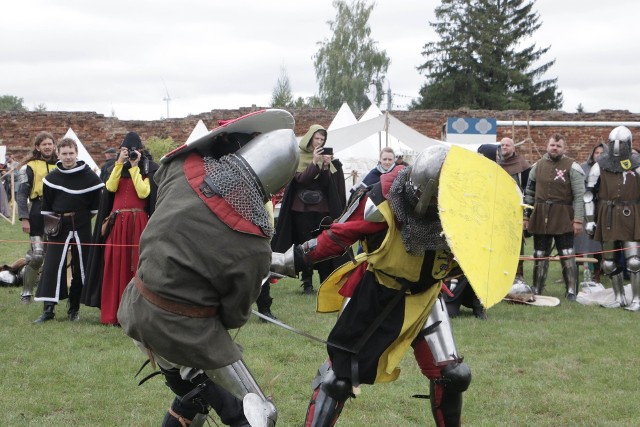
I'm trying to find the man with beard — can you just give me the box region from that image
[524,134,585,300]
[16,132,58,304]
[499,137,532,286]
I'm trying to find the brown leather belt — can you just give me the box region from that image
[134,275,218,318]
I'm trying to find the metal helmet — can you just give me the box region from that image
[608,125,633,158]
[235,128,299,201]
[409,145,450,216]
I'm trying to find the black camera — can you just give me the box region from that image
[127,149,139,161]
[322,147,333,156]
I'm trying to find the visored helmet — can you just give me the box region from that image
[235,129,299,201]
[409,145,450,216]
[608,126,633,158]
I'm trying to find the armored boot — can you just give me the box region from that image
[624,271,640,312]
[305,364,351,427]
[603,273,627,308]
[33,302,56,324]
[559,250,578,301]
[532,251,549,295]
[21,238,45,304]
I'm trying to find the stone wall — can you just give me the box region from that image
[2,107,639,166]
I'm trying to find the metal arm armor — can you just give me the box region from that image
[584,163,601,233]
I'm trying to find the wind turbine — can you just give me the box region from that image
[161,78,172,118]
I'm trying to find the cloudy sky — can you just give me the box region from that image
[2,0,637,120]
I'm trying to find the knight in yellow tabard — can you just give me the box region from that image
[272,145,521,427]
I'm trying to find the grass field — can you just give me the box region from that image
[1,218,639,426]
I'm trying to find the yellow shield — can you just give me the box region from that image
[438,146,522,308]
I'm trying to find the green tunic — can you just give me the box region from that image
[117,154,271,369]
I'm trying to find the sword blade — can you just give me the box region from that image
[251,310,354,353]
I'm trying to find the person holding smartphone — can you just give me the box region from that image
[267,124,347,304]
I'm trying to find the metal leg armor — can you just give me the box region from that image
[601,245,627,308]
[161,367,249,427]
[532,249,549,295]
[558,248,578,301]
[304,361,352,427]
[413,297,471,427]
[623,243,640,312]
[21,236,45,304]
[205,360,277,427]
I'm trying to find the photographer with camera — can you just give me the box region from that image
[83,131,159,325]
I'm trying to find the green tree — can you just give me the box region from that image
[270,66,295,108]
[0,95,27,112]
[314,0,390,111]
[33,103,47,112]
[413,0,562,110]
[144,136,177,162]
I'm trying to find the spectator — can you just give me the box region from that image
[270,124,347,296]
[524,133,585,301]
[361,147,396,186]
[585,127,640,311]
[15,132,58,304]
[1,154,19,202]
[116,112,299,426]
[82,132,159,325]
[99,147,118,182]
[395,150,409,167]
[477,143,499,162]
[33,137,103,323]
[574,142,606,285]
[498,137,532,286]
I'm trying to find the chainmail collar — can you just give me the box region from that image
[597,151,640,173]
[386,167,448,255]
[203,155,274,237]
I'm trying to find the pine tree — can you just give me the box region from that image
[314,0,390,111]
[413,0,562,110]
[270,66,295,108]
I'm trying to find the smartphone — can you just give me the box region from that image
[322,147,333,155]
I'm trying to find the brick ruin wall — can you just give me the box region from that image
[2,107,639,167]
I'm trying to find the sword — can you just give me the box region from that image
[251,309,355,353]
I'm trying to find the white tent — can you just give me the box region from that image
[327,103,358,131]
[63,128,100,174]
[330,105,445,183]
[185,119,209,143]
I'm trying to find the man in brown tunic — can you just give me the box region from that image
[524,133,585,300]
[585,126,640,311]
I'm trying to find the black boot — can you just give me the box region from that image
[301,268,315,295]
[68,295,80,321]
[33,302,56,324]
[256,284,277,323]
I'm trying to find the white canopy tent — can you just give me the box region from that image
[329,105,445,183]
[185,119,209,143]
[64,128,100,174]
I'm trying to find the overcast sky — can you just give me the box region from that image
[1,0,638,121]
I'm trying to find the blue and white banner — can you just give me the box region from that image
[445,117,497,144]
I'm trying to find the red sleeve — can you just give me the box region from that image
[307,196,388,262]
